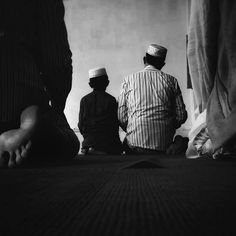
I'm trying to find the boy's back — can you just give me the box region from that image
[79,91,118,135]
[78,67,121,154]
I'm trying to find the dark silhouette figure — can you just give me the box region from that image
[0,0,80,167]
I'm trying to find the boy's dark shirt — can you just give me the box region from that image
[78,91,121,150]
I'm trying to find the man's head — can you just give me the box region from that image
[143,44,167,70]
[88,67,109,91]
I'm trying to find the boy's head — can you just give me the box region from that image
[143,44,167,70]
[88,67,109,91]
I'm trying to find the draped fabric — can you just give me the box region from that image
[0,0,72,122]
[187,0,236,151]
[187,0,219,113]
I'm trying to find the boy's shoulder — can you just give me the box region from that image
[81,92,93,101]
[104,92,117,101]
[84,91,95,98]
[81,91,116,101]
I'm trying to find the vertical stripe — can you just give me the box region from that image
[0,0,72,122]
[118,65,187,151]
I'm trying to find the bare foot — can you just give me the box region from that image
[0,106,40,168]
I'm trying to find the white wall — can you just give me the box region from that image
[63,0,191,136]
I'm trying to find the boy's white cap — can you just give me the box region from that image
[146,44,167,59]
[88,67,107,79]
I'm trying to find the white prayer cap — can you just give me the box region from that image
[146,44,167,59]
[88,67,107,79]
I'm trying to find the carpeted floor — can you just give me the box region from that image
[0,155,236,236]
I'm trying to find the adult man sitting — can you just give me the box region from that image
[118,44,187,154]
[0,0,80,167]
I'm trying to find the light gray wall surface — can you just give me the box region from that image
[63,0,191,136]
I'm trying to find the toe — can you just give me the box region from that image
[8,151,16,168]
[15,149,22,165]
[21,145,28,159]
[25,140,32,151]
[21,140,32,159]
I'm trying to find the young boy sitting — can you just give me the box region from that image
[78,67,122,155]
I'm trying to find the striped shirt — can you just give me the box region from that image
[118,65,187,151]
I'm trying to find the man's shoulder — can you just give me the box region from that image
[161,71,178,82]
[124,69,145,80]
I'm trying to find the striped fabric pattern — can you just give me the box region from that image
[0,0,72,122]
[118,65,187,151]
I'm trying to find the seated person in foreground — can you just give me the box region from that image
[118,44,187,155]
[78,67,122,155]
[0,0,80,168]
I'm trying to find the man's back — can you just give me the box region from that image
[118,65,187,151]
